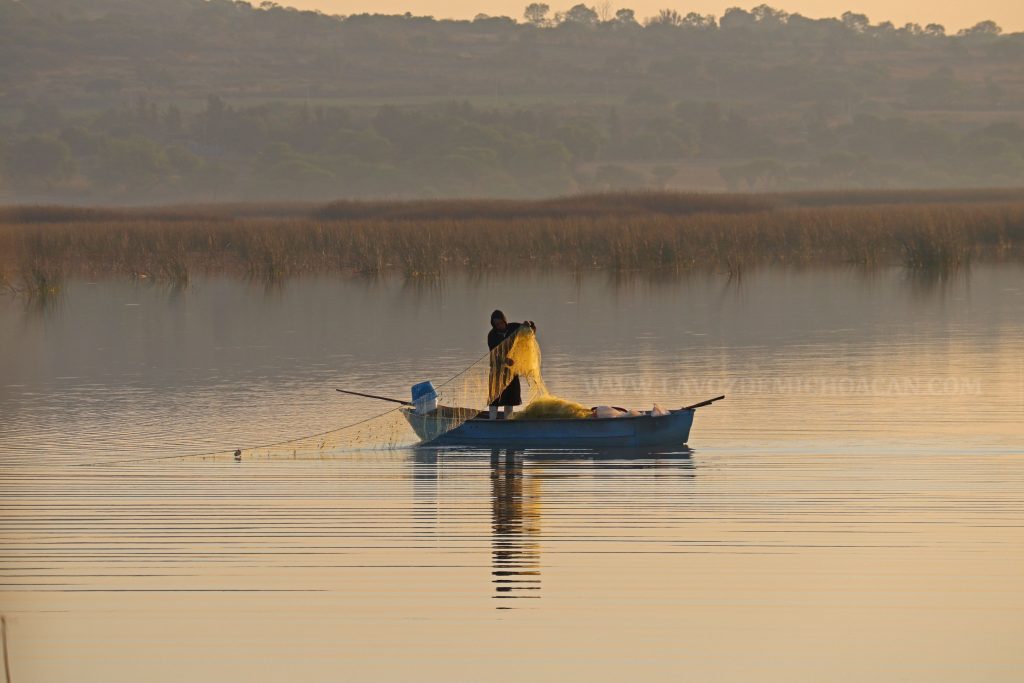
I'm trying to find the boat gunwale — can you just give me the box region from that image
[403,406,694,425]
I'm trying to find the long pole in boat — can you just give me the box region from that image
[335,389,413,406]
[682,395,726,410]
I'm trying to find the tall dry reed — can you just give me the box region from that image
[1,191,1022,292]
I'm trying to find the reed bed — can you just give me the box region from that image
[1,191,1022,293]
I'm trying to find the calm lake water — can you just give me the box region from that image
[1,266,1023,682]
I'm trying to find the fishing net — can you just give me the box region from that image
[232,324,554,458]
[409,324,551,443]
[513,396,592,420]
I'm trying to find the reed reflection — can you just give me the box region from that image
[491,449,542,606]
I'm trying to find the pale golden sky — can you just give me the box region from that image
[287,0,1022,32]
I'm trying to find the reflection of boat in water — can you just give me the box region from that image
[403,405,700,448]
[423,445,695,465]
[412,447,694,608]
[490,449,541,604]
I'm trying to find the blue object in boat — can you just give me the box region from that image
[411,381,437,402]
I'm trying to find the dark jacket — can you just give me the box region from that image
[487,322,524,406]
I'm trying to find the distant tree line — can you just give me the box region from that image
[0,0,1021,201]
[518,2,1003,36]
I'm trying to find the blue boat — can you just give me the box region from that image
[402,404,706,448]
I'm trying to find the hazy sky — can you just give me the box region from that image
[287,0,1022,32]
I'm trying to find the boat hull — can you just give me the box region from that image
[403,407,695,448]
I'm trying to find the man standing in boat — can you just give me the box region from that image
[487,310,536,420]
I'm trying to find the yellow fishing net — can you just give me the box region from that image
[513,396,592,420]
[487,324,547,404]
[412,324,552,442]
[228,324,569,458]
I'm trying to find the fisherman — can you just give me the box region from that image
[487,310,536,420]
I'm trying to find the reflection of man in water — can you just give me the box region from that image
[491,449,540,604]
[487,310,536,420]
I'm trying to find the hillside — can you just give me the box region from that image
[1,0,1022,201]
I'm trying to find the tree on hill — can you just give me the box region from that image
[523,3,550,27]
[958,20,1001,37]
[560,4,599,26]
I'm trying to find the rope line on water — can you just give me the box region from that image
[77,344,499,467]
